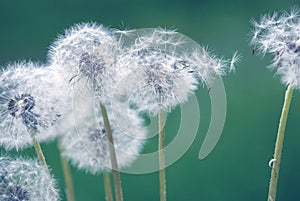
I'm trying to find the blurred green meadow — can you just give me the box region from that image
[1,0,300,200]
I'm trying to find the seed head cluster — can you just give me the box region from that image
[45,24,236,171]
[0,22,238,199]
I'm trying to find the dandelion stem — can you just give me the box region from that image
[103,170,114,201]
[32,135,50,175]
[158,110,166,201]
[58,143,76,201]
[100,103,124,201]
[267,84,294,201]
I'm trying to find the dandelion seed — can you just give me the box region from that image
[0,62,69,150]
[229,51,241,72]
[48,23,121,100]
[0,156,60,201]
[251,7,300,88]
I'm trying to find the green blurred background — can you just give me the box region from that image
[1,0,300,200]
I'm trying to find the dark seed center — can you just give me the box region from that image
[88,128,107,142]
[79,52,106,79]
[287,41,300,53]
[7,94,35,118]
[4,185,29,201]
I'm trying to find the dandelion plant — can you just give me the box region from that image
[0,62,69,174]
[116,28,237,201]
[251,7,300,201]
[48,23,125,201]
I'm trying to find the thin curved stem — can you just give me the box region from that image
[32,135,50,175]
[103,170,113,201]
[267,85,294,201]
[58,143,76,201]
[159,111,166,201]
[100,103,124,201]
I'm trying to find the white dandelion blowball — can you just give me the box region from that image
[48,23,121,99]
[251,7,300,88]
[60,100,147,174]
[0,156,60,201]
[0,62,70,150]
[115,28,237,115]
[115,28,198,115]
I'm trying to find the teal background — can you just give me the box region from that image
[1,0,300,200]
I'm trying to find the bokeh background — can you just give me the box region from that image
[1,0,300,200]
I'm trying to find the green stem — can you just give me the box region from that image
[159,111,166,201]
[58,143,76,201]
[32,135,50,175]
[100,103,124,201]
[103,170,114,201]
[267,85,294,201]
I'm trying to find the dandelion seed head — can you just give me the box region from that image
[48,23,121,99]
[251,7,300,88]
[115,28,199,115]
[115,28,236,115]
[0,156,59,201]
[61,101,146,174]
[0,62,70,150]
